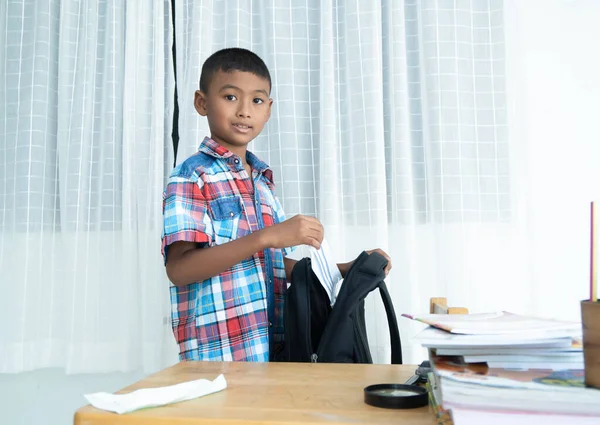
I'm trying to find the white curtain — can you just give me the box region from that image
[174,0,534,363]
[3,0,598,375]
[0,0,175,373]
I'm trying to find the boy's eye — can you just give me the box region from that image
[253,98,264,104]
[225,94,237,101]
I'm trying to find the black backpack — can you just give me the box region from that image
[282,251,403,364]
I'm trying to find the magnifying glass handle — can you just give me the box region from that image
[404,374,419,386]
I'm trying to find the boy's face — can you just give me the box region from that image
[194,70,272,152]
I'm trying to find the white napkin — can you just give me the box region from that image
[309,238,343,305]
[84,374,227,415]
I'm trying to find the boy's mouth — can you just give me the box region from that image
[232,123,252,133]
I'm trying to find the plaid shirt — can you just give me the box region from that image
[161,137,291,362]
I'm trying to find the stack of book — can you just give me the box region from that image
[404,311,600,424]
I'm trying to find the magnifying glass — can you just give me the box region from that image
[363,383,429,409]
[364,360,431,409]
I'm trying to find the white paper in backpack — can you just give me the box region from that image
[84,374,227,414]
[309,238,343,305]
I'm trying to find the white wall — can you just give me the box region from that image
[0,369,144,425]
[505,0,600,321]
[0,326,178,424]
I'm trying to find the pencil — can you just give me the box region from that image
[591,202,597,302]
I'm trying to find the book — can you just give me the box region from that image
[462,352,584,369]
[402,311,581,336]
[450,407,600,425]
[415,326,577,349]
[430,354,600,416]
[470,361,584,370]
[436,338,582,356]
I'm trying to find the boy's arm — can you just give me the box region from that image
[166,215,323,286]
[166,233,266,287]
[283,257,297,283]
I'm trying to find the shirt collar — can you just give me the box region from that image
[198,136,232,158]
[198,136,274,184]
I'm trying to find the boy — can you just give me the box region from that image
[162,48,391,362]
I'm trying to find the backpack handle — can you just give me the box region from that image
[358,251,389,276]
[360,252,403,365]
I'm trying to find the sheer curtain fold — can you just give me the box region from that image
[0,0,174,373]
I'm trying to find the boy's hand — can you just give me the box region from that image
[338,248,392,278]
[366,248,392,276]
[261,215,324,250]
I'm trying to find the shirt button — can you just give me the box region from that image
[230,212,234,217]
[234,158,239,164]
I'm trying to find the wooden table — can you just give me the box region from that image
[74,361,435,425]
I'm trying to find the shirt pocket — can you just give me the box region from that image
[259,202,276,227]
[209,196,243,245]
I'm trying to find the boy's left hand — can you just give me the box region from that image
[366,248,392,277]
[338,248,392,278]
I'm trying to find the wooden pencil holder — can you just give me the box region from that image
[581,300,600,388]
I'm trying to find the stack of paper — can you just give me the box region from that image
[406,311,583,369]
[403,311,600,425]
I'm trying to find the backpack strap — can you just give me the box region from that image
[377,282,403,364]
[357,252,403,365]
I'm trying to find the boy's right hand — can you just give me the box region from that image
[261,215,324,250]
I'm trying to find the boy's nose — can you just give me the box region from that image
[237,103,251,118]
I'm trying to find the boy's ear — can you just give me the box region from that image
[194,90,208,116]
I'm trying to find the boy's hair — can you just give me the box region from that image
[199,48,271,94]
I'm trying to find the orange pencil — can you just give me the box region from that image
[591,202,597,302]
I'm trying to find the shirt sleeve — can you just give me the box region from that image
[272,195,295,256]
[161,174,213,264]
